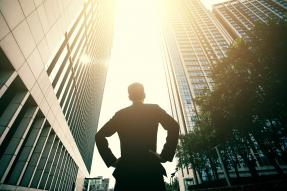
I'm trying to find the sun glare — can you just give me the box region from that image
[99,0,170,111]
[110,0,165,88]
[80,54,91,64]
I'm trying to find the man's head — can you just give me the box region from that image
[128,82,145,103]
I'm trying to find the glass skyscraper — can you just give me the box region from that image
[160,0,232,134]
[213,0,287,39]
[160,0,232,189]
[0,0,114,190]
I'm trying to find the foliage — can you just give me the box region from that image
[207,20,287,137]
[165,178,179,191]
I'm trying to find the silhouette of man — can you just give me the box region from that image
[95,82,179,191]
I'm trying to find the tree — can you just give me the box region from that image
[197,19,287,176]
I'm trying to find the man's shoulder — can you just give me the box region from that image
[115,106,132,115]
[143,103,159,108]
[144,104,166,115]
[116,104,160,113]
[115,104,164,116]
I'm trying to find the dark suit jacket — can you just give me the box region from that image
[95,103,179,181]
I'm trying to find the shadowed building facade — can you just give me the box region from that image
[0,0,114,190]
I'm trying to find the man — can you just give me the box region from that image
[95,82,179,191]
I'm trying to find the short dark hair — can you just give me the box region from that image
[128,82,145,101]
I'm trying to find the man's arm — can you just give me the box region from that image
[156,105,180,162]
[95,114,118,167]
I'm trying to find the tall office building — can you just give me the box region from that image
[0,0,114,190]
[159,0,232,190]
[160,0,287,190]
[160,0,232,135]
[213,0,287,39]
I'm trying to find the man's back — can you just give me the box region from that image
[95,83,179,191]
[115,103,163,158]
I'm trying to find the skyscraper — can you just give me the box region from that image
[160,0,287,190]
[0,0,114,190]
[213,0,287,39]
[160,0,232,134]
[159,0,232,189]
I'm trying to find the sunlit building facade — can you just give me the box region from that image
[213,0,287,39]
[160,0,233,190]
[0,0,114,190]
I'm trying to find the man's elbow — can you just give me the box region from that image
[167,121,180,135]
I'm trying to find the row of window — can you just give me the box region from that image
[43,0,113,170]
[0,48,78,190]
[214,0,286,40]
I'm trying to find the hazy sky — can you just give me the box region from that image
[90,0,228,188]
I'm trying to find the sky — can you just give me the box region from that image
[90,0,228,188]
